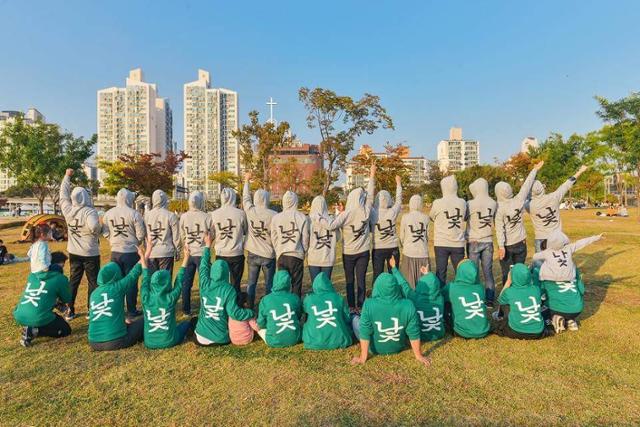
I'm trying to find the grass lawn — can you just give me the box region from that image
[1,209,639,425]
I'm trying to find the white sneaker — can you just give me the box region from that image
[566,319,579,331]
[491,311,503,321]
[552,315,565,334]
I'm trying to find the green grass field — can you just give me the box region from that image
[1,210,639,426]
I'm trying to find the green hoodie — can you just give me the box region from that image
[141,268,184,349]
[442,260,490,339]
[195,248,255,344]
[538,268,585,315]
[302,272,353,350]
[14,271,72,327]
[257,270,302,348]
[393,268,445,341]
[359,272,421,355]
[88,263,142,343]
[498,264,544,335]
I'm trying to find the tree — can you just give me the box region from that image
[422,160,445,203]
[299,87,394,196]
[0,116,93,213]
[208,170,241,192]
[275,157,305,194]
[351,143,412,193]
[233,110,294,190]
[454,164,512,200]
[502,152,534,185]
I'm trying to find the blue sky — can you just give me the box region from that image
[1,0,639,162]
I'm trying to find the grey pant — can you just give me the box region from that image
[467,241,496,302]
[400,255,431,288]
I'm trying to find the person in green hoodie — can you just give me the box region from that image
[495,263,545,339]
[302,272,353,350]
[141,246,194,349]
[388,257,445,342]
[14,252,72,347]
[193,233,255,346]
[351,271,430,366]
[88,242,152,351]
[257,269,302,348]
[442,259,490,339]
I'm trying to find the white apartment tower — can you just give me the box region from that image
[97,68,172,180]
[437,127,480,172]
[520,136,539,154]
[183,69,239,198]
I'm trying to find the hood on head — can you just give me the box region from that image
[312,272,335,294]
[282,191,298,211]
[254,189,270,208]
[415,272,441,300]
[375,190,393,209]
[510,263,532,288]
[454,259,480,285]
[98,262,123,286]
[210,259,230,283]
[531,180,546,198]
[469,178,489,199]
[547,230,570,250]
[221,188,237,207]
[310,196,328,216]
[71,187,90,207]
[345,187,365,211]
[116,188,135,208]
[272,270,292,292]
[371,272,403,301]
[152,190,169,209]
[189,191,205,211]
[409,194,423,212]
[440,175,458,197]
[495,182,513,202]
[151,269,172,294]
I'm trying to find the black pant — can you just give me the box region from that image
[111,251,141,314]
[89,318,144,351]
[343,251,370,309]
[149,257,175,276]
[277,255,304,297]
[37,314,71,338]
[371,247,400,284]
[434,246,466,285]
[494,305,544,340]
[499,240,527,285]
[181,255,201,314]
[68,253,100,313]
[217,254,245,295]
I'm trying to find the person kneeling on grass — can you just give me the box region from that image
[88,242,152,351]
[494,263,545,340]
[257,270,302,348]
[302,272,352,350]
[14,252,72,347]
[141,246,195,349]
[532,230,603,333]
[442,259,490,339]
[351,271,430,366]
[193,234,256,346]
[389,257,445,342]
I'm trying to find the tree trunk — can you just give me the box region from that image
[38,197,44,215]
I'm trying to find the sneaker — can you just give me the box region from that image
[20,326,37,347]
[64,308,77,321]
[567,319,579,331]
[486,301,494,310]
[126,310,142,323]
[552,315,565,334]
[491,311,503,321]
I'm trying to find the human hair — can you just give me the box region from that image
[51,251,68,265]
[33,224,51,240]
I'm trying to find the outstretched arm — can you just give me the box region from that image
[515,161,544,204]
[568,233,603,253]
[242,173,254,211]
[553,165,588,204]
[365,164,376,209]
[391,175,403,217]
[59,169,74,219]
[199,235,212,289]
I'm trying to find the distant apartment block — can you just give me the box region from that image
[520,136,539,154]
[437,127,479,172]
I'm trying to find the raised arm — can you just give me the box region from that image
[568,234,603,253]
[59,169,74,219]
[199,239,212,290]
[316,210,347,231]
[391,175,403,217]
[365,164,376,209]
[392,265,415,299]
[553,165,588,204]
[515,161,544,205]
[140,267,151,306]
[242,173,254,211]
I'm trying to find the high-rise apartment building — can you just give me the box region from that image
[97,68,172,180]
[437,127,479,172]
[520,136,539,154]
[183,69,239,199]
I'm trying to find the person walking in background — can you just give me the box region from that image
[145,189,180,275]
[102,188,147,320]
[59,169,101,320]
[495,161,544,284]
[242,173,277,309]
[211,187,247,296]
[466,178,497,307]
[429,175,467,285]
[307,195,339,282]
[179,191,212,315]
[270,190,310,297]
[399,194,431,288]
[370,175,403,283]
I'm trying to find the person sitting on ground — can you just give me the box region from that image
[532,230,602,333]
[302,272,353,350]
[0,239,9,265]
[351,270,430,366]
[606,204,616,217]
[618,204,629,217]
[27,224,52,273]
[389,257,445,342]
[257,269,303,348]
[442,259,490,339]
[88,241,152,351]
[13,250,72,347]
[141,245,195,349]
[193,233,256,346]
[494,263,546,340]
